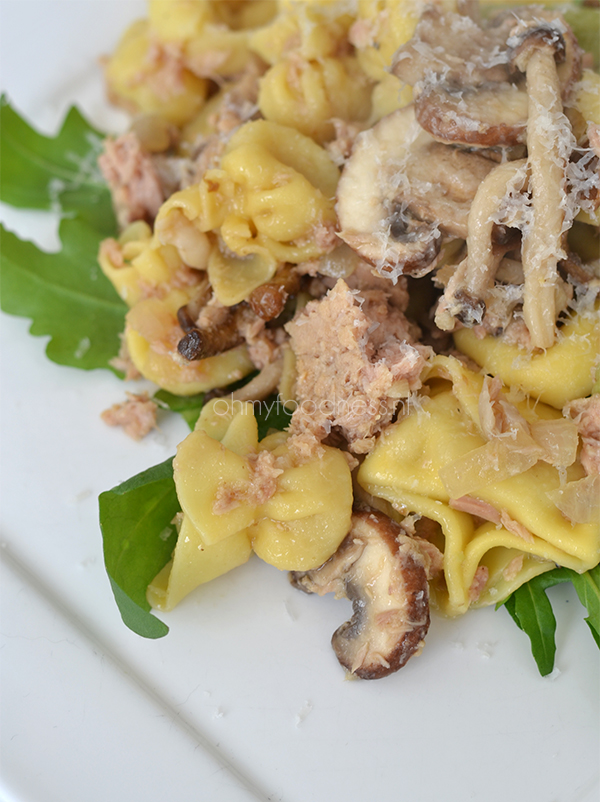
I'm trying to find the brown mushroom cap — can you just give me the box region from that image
[392,4,515,88]
[336,105,496,280]
[392,5,582,148]
[508,20,567,73]
[415,82,530,148]
[290,509,430,679]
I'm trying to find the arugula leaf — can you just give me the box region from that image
[500,565,600,675]
[154,389,205,430]
[504,575,560,676]
[255,394,293,440]
[0,99,125,371]
[570,564,600,646]
[99,458,180,639]
[0,96,116,235]
[1,218,126,370]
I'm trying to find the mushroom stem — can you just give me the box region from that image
[465,159,527,286]
[435,159,527,330]
[177,311,243,361]
[512,27,572,348]
[248,265,301,321]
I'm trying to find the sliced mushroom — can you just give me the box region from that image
[336,105,496,280]
[290,509,430,680]
[415,83,530,148]
[392,5,582,148]
[509,18,575,349]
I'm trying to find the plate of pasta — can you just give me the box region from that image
[1,1,599,801]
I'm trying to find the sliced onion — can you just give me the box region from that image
[530,418,579,469]
[439,439,539,499]
[443,377,580,498]
[547,475,600,524]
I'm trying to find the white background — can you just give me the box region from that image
[0,2,598,801]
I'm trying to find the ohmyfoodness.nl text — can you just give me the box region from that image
[212,394,393,419]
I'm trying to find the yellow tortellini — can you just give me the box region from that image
[149,400,353,610]
[216,121,339,256]
[454,305,600,409]
[153,190,212,270]
[99,0,600,633]
[99,220,200,307]
[571,69,600,127]
[147,516,253,611]
[104,19,209,125]
[358,356,600,616]
[351,0,420,82]
[179,85,230,150]
[150,0,276,37]
[368,73,413,124]
[250,1,354,64]
[148,0,273,80]
[148,0,213,41]
[182,24,257,80]
[207,246,279,307]
[258,55,373,143]
[98,208,246,395]
[210,0,277,30]
[153,119,340,304]
[98,221,154,306]
[125,290,255,395]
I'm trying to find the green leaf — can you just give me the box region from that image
[586,621,600,649]
[569,563,600,645]
[511,580,558,676]
[0,99,125,372]
[154,389,205,430]
[0,218,126,370]
[99,458,180,639]
[502,592,518,622]
[0,96,116,235]
[500,565,600,675]
[254,394,293,440]
[502,568,576,675]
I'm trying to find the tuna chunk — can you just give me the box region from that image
[99,132,165,228]
[285,279,431,453]
[101,392,158,440]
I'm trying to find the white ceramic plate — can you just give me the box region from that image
[1,3,598,801]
